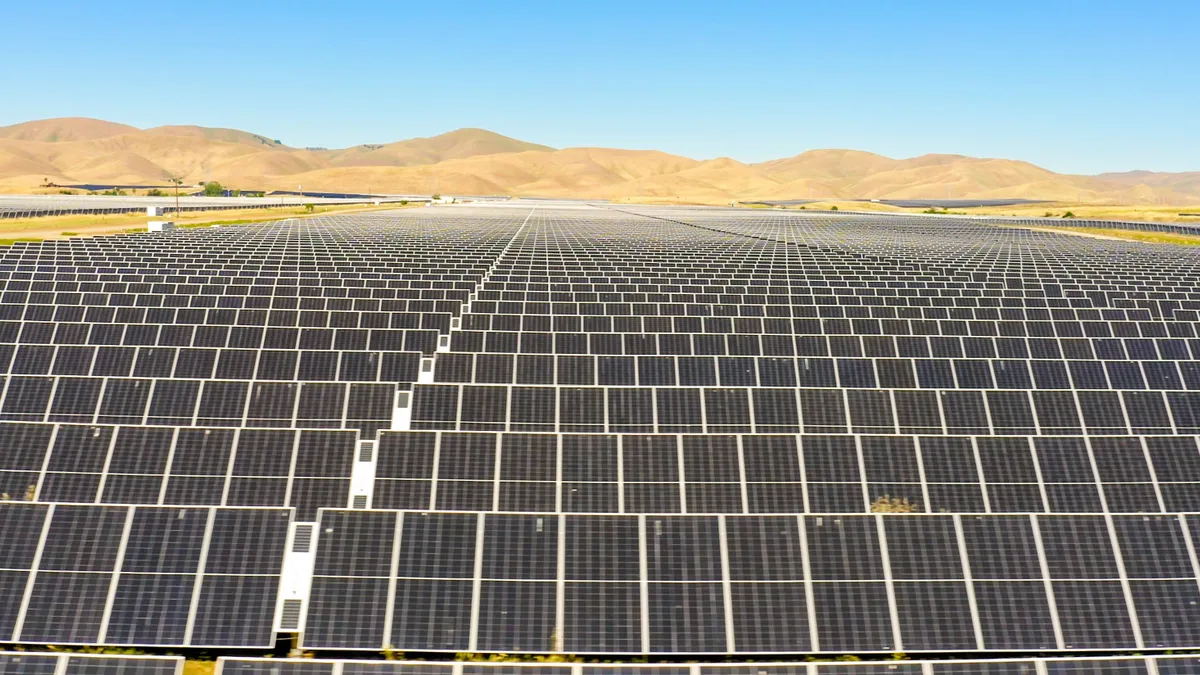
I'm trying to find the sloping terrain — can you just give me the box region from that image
[0,116,1194,204]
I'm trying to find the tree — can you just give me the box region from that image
[203,182,224,197]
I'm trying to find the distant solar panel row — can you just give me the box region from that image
[432,353,1200,389]
[457,312,1200,337]
[218,656,1200,675]
[463,301,1200,321]
[0,310,450,331]
[0,323,441,352]
[406,383,1200,435]
[446,330,1200,358]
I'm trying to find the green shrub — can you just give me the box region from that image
[203,182,224,196]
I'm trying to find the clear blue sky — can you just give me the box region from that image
[4,0,1197,174]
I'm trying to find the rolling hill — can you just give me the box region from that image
[0,116,1195,204]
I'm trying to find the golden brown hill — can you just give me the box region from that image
[0,117,139,143]
[755,149,900,183]
[316,128,554,168]
[0,119,556,189]
[145,125,286,150]
[0,116,1195,205]
[1095,170,1200,199]
[262,147,699,197]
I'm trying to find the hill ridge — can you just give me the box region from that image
[0,116,1195,204]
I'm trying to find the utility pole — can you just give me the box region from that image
[165,173,183,218]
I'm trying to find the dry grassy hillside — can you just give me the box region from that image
[316,128,553,168]
[0,117,138,142]
[0,116,1195,205]
[145,125,285,149]
[1096,170,1200,196]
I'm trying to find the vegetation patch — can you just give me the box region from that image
[1048,227,1200,245]
[183,661,216,675]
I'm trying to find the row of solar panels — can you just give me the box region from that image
[444,332,1200,358]
[463,301,1198,320]
[15,324,1200,362]
[0,424,358,518]
[2,296,464,315]
[405,384,1200,435]
[431,354,1200,390]
[13,346,1200,391]
[0,250,504,263]
[8,276,1199,302]
[4,503,1200,652]
[457,312,1190,334]
[475,273,1200,288]
[0,503,289,647]
[0,346,425,382]
[0,324,442,352]
[466,292,1200,311]
[0,255,499,267]
[0,653,180,675]
[0,270,489,282]
[216,656,1200,675]
[7,424,1200,514]
[473,278,1200,292]
[1,299,464,318]
[10,265,1193,288]
[271,509,1200,652]
[0,308,453,329]
[0,279,478,292]
[0,376,396,434]
[1,285,473,301]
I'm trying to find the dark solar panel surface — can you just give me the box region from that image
[7,205,1200,659]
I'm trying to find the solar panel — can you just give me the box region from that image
[9,205,1200,660]
[0,653,182,675]
[0,503,291,647]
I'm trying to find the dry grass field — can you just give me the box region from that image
[995,224,1200,246]
[0,202,417,243]
[943,202,1200,224]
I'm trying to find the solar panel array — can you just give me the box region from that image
[0,652,182,675]
[218,657,1200,675]
[3,204,1200,662]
